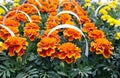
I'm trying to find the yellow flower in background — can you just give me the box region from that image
[107,18,118,26]
[14,0,20,3]
[84,3,91,7]
[102,6,111,11]
[115,32,120,40]
[1,2,6,5]
[13,3,20,7]
[0,42,4,53]
[101,15,111,21]
[85,0,90,3]
[99,9,108,15]
[0,7,5,15]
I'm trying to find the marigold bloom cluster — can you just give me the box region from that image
[3,37,28,57]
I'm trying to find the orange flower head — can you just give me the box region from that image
[3,37,28,57]
[15,13,27,22]
[58,42,81,64]
[82,23,97,32]
[63,28,82,41]
[80,15,90,23]
[25,22,40,30]
[0,16,4,24]
[0,26,19,40]
[37,37,59,58]
[30,15,41,23]
[24,29,39,41]
[60,14,72,24]
[90,38,113,58]
[4,19,20,27]
[24,23,40,41]
[88,30,105,40]
[42,29,60,43]
[46,22,58,29]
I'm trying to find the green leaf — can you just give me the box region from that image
[57,71,68,77]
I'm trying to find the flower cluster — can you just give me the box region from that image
[99,0,120,26]
[0,0,114,64]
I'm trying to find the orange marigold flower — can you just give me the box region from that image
[15,13,27,22]
[80,15,90,23]
[0,16,4,24]
[39,6,48,13]
[3,37,28,57]
[4,19,20,27]
[90,38,113,58]
[63,28,82,41]
[60,14,72,24]
[30,15,41,23]
[37,37,59,58]
[19,4,37,14]
[0,26,19,40]
[42,29,60,43]
[88,30,105,40]
[24,23,40,41]
[58,42,81,64]
[82,23,97,32]
[24,22,40,30]
[46,22,58,29]
[24,29,39,41]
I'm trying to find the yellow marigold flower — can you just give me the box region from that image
[14,0,19,3]
[3,37,28,57]
[84,3,91,7]
[107,18,116,26]
[58,42,81,64]
[102,6,111,11]
[115,32,120,40]
[0,7,5,15]
[101,15,111,21]
[0,42,4,53]
[13,3,20,7]
[90,38,113,58]
[99,9,108,15]
[37,37,59,58]
[85,0,90,3]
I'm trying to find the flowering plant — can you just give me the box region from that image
[0,0,118,78]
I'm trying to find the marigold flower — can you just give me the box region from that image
[4,19,20,27]
[82,23,97,32]
[3,37,28,57]
[15,13,27,22]
[60,14,72,24]
[0,42,4,53]
[30,15,41,23]
[90,38,113,58]
[24,23,40,41]
[88,30,105,40]
[0,7,5,15]
[58,42,81,64]
[19,4,37,14]
[80,15,90,23]
[115,32,120,40]
[0,26,19,40]
[42,29,60,43]
[0,16,4,24]
[37,37,59,58]
[63,28,82,41]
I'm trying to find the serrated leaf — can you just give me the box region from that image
[57,71,68,77]
[6,70,10,77]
